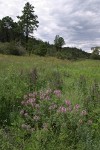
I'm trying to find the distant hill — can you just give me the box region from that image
[61,47,90,60]
[0,36,91,60]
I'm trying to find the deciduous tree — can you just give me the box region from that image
[54,35,65,51]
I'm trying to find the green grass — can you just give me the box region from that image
[0,54,100,150]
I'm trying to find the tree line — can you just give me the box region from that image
[0,2,99,59]
[0,2,39,46]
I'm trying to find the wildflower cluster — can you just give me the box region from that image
[20,89,93,133]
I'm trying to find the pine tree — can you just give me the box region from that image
[17,2,39,50]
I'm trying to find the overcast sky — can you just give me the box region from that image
[0,0,100,52]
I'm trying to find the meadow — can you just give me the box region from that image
[0,54,100,150]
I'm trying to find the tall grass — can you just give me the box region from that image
[0,54,100,149]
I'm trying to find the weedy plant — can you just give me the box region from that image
[49,70,63,90]
[19,88,97,149]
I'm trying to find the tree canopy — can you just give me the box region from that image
[17,2,39,49]
[54,35,65,51]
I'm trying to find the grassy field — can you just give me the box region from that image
[0,54,100,150]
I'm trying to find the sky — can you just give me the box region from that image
[0,0,100,52]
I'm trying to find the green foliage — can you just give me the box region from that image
[34,43,47,56]
[0,16,14,42]
[0,55,99,149]
[0,42,26,56]
[0,42,10,54]
[90,47,100,60]
[49,70,64,90]
[54,35,65,51]
[0,16,21,43]
[56,51,66,59]
[26,39,34,55]
[17,2,39,49]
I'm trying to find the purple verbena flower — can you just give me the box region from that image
[39,91,45,100]
[45,96,50,100]
[49,104,57,110]
[54,90,61,98]
[65,100,71,106]
[57,106,67,113]
[74,104,80,111]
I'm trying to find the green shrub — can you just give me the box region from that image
[0,42,10,54]
[34,43,47,56]
[8,42,26,56]
[56,52,66,59]
[0,42,26,56]
[90,53,100,60]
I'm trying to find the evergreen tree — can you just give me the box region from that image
[0,16,14,42]
[17,2,39,50]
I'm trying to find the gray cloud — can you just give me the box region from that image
[0,0,100,52]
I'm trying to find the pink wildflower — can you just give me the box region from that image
[65,100,71,106]
[45,96,50,100]
[49,104,57,110]
[40,91,45,100]
[54,90,61,98]
[28,98,33,103]
[58,106,67,113]
[74,104,80,111]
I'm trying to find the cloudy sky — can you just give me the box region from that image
[0,0,100,52]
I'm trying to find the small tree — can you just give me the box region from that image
[0,16,14,42]
[91,47,100,60]
[17,2,39,51]
[54,35,65,51]
[34,43,47,56]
